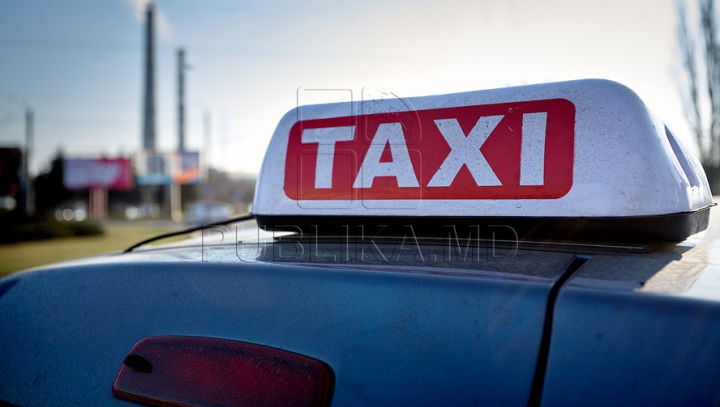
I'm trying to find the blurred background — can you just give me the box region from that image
[0,0,717,275]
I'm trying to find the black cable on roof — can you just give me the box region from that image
[123,214,255,253]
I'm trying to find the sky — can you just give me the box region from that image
[0,0,701,176]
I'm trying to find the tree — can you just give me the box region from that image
[677,0,720,189]
[34,151,72,215]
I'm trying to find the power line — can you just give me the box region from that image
[0,37,137,53]
[0,36,297,59]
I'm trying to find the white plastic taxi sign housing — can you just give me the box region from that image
[253,79,712,242]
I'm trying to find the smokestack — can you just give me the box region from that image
[177,48,185,152]
[142,2,156,152]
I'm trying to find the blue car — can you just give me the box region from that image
[1,79,718,407]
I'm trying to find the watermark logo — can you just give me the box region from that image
[201,223,519,264]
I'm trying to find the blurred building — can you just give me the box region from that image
[0,148,22,213]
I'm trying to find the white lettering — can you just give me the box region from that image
[428,116,502,187]
[353,123,419,188]
[520,113,547,186]
[302,126,355,189]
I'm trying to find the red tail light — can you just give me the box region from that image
[112,336,334,407]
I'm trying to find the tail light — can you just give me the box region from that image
[112,336,334,407]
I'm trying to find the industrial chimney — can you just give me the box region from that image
[142,2,156,152]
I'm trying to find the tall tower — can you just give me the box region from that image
[142,2,156,151]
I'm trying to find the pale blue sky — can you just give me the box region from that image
[0,0,695,175]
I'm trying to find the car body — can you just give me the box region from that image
[183,201,235,226]
[1,216,720,406]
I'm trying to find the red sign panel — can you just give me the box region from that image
[64,158,134,190]
[284,99,574,200]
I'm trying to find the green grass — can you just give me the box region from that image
[0,223,183,278]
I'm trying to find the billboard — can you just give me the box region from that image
[63,158,133,190]
[135,151,200,185]
[173,152,200,184]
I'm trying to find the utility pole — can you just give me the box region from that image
[9,93,34,215]
[202,111,215,202]
[204,111,212,185]
[171,48,187,222]
[177,48,186,153]
[24,107,34,215]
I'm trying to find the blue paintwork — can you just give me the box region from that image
[541,218,720,406]
[542,285,720,406]
[4,212,720,406]
[0,244,573,406]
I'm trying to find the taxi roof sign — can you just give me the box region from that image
[253,79,712,242]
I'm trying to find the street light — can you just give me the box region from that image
[8,93,34,215]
